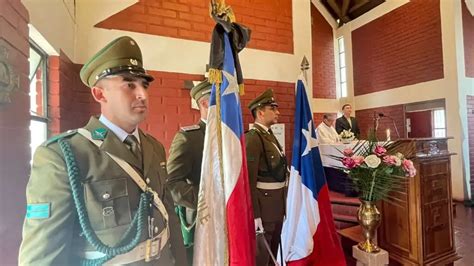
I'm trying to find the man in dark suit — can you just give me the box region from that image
[336,103,360,139]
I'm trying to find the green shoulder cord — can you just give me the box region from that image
[58,139,152,266]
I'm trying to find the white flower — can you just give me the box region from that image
[364,155,381,168]
[395,152,404,159]
[339,130,355,139]
[394,156,402,166]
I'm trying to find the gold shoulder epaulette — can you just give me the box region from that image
[180,125,200,132]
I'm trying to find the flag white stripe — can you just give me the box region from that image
[281,166,320,261]
[194,104,228,265]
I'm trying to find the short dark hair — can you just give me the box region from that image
[342,104,351,110]
[251,108,257,119]
[251,106,266,119]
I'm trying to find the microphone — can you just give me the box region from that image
[378,113,400,138]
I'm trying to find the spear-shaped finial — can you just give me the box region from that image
[300,56,310,71]
[300,56,310,82]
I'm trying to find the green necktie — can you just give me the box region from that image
[125,135,143,170]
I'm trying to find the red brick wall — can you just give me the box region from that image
[0,0,30,264]
[467,96,474,199]
[313,113,325,126]
[311,4,336,99]
[48,53,98,135]
[352,0,444,95]
[143,72,295,156]
[313,112,337,126]
[47,66,296,157]
[355,105,405,140]
[96,0,293,54]
[462,0,474,78]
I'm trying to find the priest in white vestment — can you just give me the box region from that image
[316,113,340,144]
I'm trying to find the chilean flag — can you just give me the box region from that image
[280,75,345,265]
[193,32,255,265]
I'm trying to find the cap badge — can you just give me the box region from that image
[130,59,138,65]
[130,40,135,46]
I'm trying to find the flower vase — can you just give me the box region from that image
[341,138,352,144]
[357,200,381,253]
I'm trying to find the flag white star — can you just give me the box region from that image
[222,71,239,101]
[302,120,318,156]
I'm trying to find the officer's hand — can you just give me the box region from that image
[254,218,264,233]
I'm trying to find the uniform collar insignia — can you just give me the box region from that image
[92,128,108,140]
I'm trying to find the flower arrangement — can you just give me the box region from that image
[339,129,355,143]
[335,139,417,202]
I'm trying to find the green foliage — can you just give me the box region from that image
[330,138,416,203]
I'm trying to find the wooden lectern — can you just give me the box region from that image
[378,137,460,265]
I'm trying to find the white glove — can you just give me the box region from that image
[254,218,264,233]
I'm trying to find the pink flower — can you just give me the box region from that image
[342,156,364,169]
[342,157,357,169]
[383,155,397,165]
[402,159,416,177]
[343,148,354,157]
[374,145,387,156]
[353,156,365,167]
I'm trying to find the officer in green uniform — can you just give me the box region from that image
[19,36,186,266]
[166,80,212,265]
[245,89,288,266]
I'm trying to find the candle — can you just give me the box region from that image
[386,128,391,141]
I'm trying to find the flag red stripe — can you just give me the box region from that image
[287,185,345,266]
[226,136,256,265]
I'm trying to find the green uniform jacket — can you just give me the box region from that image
[166,121,206,209]
[19,117,186,266]
[245,124,288,223]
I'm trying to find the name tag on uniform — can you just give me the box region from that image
[26,203,51,219]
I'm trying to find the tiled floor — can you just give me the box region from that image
[454,204,474,266]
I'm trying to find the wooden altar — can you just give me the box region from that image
[378,137,460,265]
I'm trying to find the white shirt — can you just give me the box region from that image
[255,122,269,132]
[345,116,352,128]
[316,122,340,144]
[99,115,140,144]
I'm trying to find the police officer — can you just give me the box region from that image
[166,80,211,265]
[245,89,288,266]
[19,36,186,265]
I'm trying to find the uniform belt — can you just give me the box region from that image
[81,226,169,265]
[256,181,287,190]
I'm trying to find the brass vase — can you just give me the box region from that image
[357,200,381,253]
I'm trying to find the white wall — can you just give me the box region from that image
[22,0,76,57]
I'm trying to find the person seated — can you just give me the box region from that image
[316,113,340,144]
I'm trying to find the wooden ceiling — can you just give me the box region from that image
[319,0,386,26]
